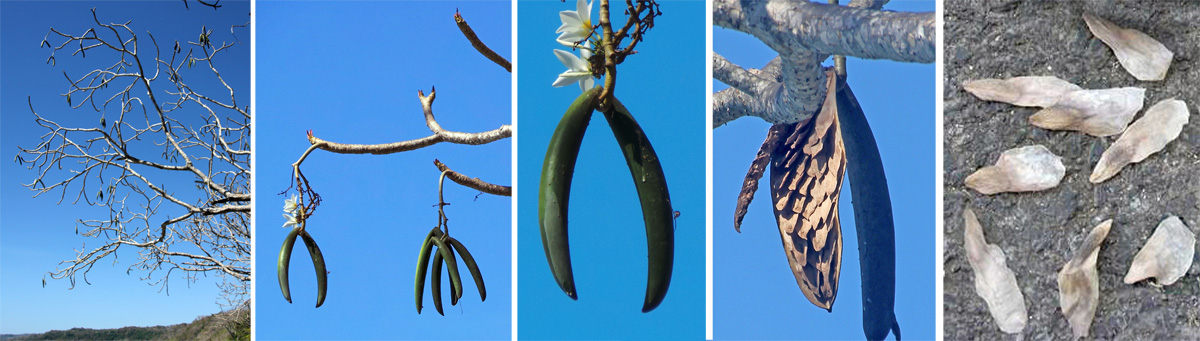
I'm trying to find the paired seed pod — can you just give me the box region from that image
[277,227,328,308]
[538,86,675,312]
[413,227,487,315]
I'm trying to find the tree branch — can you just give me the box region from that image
[454,9,511,73]
[434,159,511,197]
[713,0,933,125]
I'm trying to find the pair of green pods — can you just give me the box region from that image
[413,227,487,315]
[277,228,327,308]
[538,86,675,313]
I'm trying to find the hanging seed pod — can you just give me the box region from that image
[1124,216,1195,286]
[965,145,1065,195]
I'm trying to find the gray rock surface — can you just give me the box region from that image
[944,1,1200,339]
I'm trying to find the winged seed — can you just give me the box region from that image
[1090,98,1189,183]
[963,207,1028,334]
[1083,13,1174,81]
[1124,216,1196,286]
[965,145,1065,195]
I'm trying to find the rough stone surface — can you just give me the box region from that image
[945,1,1200,339]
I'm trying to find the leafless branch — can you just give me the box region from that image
[455,9,511,73]
[19,9,250,302]
[713,0,934,124]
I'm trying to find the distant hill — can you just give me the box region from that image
[0,305,249,341]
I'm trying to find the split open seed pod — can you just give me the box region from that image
[1058,219,1112,339]
[963,207,1028,334]
[1029,87,1145,137]
[1083,13,1174,81]
[965,145,1065,195]
[1124,216,1195,286]
[1091,98,1189,183]
[962,76,1082,108]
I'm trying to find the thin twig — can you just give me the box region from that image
[434,159,511,197]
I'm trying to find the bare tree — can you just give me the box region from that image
[715,1,933,340]
[16,7,250,311]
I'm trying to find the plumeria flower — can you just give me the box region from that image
[283,194,300,215]
[556,0,593,48]
[283,212,299,229]
[552,43,595,92]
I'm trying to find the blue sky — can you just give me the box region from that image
[516,1,706,339]
[712,1,936,340]
[0,1,250,335]
[254,1,511,339]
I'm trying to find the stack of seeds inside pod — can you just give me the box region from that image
[958,12,1196,338]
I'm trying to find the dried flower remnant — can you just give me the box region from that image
[1124,216,1196,286]
[1090,98,1189,183]
[1083,13,1174,81]
[1029,87,1145,137]
[965,145,1066,195]
[963,207,1028,334]
[1057,219,1112,339]
[962,76,1082,108]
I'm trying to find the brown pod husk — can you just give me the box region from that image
[769,72,846,311]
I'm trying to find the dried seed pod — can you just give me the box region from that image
[1083,13,1174,81]
[963,76,1082,107]
[1090,99,1189,183]
[1058,219,1113,339]
[1124,216,1195,286]
[963,207,1028,334]
[1029,87,1145,137]
[965,145,1065,195]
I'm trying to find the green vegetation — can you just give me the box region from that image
[2,305,249,341]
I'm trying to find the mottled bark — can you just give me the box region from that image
[713,0,934,125]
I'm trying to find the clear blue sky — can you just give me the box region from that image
[713,1,936,340]
[1,1,250,335]
[516,1,706,339]
[254,1,511,339]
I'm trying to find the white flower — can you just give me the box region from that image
[552,44,595,91]
[283,212,299,229]
[556,0,593,48]
[283,195,299,215]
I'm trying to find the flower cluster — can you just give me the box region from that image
[283,194,301,229]
[553,0,596,92]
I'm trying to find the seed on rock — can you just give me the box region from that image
[1058,219,1112,339]
[963,207,1027,334]
[1029,87,1145,137]
[1083,13,1174,81]
[963,76,1082,107]
[1091,98,1189,183]
[965,145,1065,195]
[1124,216,1196,286]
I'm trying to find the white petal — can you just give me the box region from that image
[578,0,591,25]
[553,72,589,88]
[556,11,580,34]
[553,49,588,72]
[580,77,594,91]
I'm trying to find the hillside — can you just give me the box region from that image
[0,305,249,341]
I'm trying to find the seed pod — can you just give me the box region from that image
[1124,216,1195,286]
[1090,98,1189,183]
[962,76,1081,107]
[1029,87,1145,137]
[965,145,1065,195]
[1083,13,1174,81]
